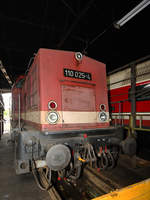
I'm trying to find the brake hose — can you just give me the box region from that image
[106,149,115,169]
[32,159,51,191]
[98,151,109,170]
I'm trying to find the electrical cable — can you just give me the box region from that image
[32,159,52,191]
[32,160,47,191]
[25,56,34,75]
[69,165,82,180]
[98,150,109,170]
[83,23,113,53]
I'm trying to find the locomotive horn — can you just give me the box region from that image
[46,144,71,171]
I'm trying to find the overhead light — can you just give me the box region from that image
[114,0,150,29]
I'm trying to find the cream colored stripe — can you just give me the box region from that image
[62,111,109,124]
[21,111,109,124]
[21,111,41,124]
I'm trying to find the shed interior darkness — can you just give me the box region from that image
[0,2,150,199]
[0,0,150,89]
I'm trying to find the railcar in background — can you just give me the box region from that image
[108,59,150,129]
[0,93,4,140]
[11,49,123,183]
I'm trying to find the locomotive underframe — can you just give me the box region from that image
[14,126,123,176]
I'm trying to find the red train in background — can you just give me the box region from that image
[108,59,150,129]
[11,49,123,183]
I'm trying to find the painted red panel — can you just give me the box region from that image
[62,85,96,111]
[38,49,108,112]
[12,48,110,131]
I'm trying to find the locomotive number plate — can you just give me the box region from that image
[64,68,92,80]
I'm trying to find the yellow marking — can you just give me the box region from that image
[78,157,86,162]
[92,178,150,200]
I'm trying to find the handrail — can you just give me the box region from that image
[111,112,150,132]
[111,113,150,116]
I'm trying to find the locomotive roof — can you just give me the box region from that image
[0,0,150,90]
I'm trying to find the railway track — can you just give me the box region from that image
[32,167,62,200]
[84,166,120,196]
[39,169,62,200]
[76,165,121,199]
[35,165,121,200]
[85,166,121,190]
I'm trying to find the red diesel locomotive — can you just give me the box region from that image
[11,49,123,182]
[108,59,150,129]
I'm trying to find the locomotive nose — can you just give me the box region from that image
[46,144,71,171]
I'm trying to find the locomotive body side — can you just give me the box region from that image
[108,60,150,128]
[12,49,123,178]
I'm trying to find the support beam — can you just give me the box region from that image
[0,12,49,30]
[60,0,77,16]
[0,61,13,87]
[130,63,136,135]
[108,54,150,75]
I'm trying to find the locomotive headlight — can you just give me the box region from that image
[99,112,107,122]
[47,112,59,124]
[75,52,83,62]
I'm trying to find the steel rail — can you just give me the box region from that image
[85,166,121,190]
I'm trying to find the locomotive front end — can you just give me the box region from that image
[12,49,123,181]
